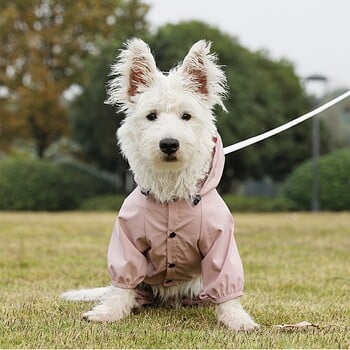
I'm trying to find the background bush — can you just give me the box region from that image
[56,161,117,200]
[283,149,350,210]
[79,194,125,211]
[0,158,116,211]
[223,194,296,212]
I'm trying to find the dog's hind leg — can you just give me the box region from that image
[216,298,259,331]
[82,286,138,322]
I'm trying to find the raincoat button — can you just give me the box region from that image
[169,232,176,238]
[168,263,176,268]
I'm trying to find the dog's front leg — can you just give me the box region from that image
[83,286,137,322]
[216,298,259,331]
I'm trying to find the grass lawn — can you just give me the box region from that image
[0,212,349,348]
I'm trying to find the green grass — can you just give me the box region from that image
[0,212,349,348]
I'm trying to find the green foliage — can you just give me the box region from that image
[223,194,296,212]
[0,158,75,210]
[0,159,116,210]
[69,1,150,175]
[80,194,126,211]
[283,149,350,210]
[56,161,117,198]
[69,45,127,173]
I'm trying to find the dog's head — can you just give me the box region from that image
[106,39,227,197]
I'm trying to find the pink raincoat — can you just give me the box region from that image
[107,135,244,304]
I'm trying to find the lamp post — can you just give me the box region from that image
[304,75,328,212]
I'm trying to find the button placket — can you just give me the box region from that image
[165,201,178,284]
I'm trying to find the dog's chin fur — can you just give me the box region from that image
[130,148,213,203]
[61,38,259,332]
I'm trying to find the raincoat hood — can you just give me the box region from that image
[200,135,225,196]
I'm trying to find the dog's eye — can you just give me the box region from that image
[146,112,157,121]
[181,113,192,121]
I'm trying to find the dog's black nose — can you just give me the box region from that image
[159,138,180,155]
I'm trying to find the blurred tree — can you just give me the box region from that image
[69,24,149,187]
[321,89,350,150]
[69,44,127,173]
[148,21,331,190]
[0,0,149,157]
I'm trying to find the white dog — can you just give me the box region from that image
[62,39,258,331]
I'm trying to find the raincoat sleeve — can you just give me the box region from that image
[107,191,149,289]
[198,192,244,303]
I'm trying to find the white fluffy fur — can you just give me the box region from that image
[61,287,110,302]
[217,299,259,331]
[82,288,137,322]
[62,38,258,331]
[151,275,203,303]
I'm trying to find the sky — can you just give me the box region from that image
[145,0,349,95]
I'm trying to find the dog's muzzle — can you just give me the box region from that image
[159,138,179,159]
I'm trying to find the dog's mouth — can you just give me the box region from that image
[163,154,178,162]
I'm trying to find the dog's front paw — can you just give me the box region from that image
[83,304,124,322]
[218,311,259,331]
[217,298,259,332]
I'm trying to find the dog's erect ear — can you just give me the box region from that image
[106,38,157,109]
[179,40,227,111]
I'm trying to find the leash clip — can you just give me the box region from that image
[193,194,201,206]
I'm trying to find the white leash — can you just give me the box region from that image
[224,90,350,155]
